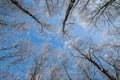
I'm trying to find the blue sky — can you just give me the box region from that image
[0,0,116,79]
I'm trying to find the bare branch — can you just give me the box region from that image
[62,63,72,80]
[10,0,44,30]
[0,44,20,51]
[0,20,15,27]
[76,48,117,80]
[92,0,116,22]
[62,0,75,34]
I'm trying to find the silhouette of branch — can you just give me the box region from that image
[62,0,75,34]
[10,0,44,30]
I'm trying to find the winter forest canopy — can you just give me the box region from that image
[0,0,120,80]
